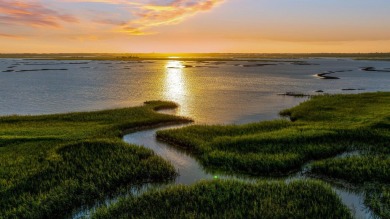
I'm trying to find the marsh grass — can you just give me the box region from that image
[92,180,352,219]
[311,155,390,184]
[2,93,389,218]
[365,186,390,218]
[158,92,390,176]
[0,101,191,218]
[310,154,390,217]
[157,92,390,217]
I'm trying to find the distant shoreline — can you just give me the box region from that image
[0,53,390,62]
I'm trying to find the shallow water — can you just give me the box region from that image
[1,58,390,124]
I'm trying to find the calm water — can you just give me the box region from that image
[1,58,390,124]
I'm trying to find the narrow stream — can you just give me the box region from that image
[71,123,376,219]
[123,125,376,219]
[71,125,377,219]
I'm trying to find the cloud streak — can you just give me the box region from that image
[0,0,225,38]
[122,0,225,35]
[62,0,225,35]
[0,0,78,28]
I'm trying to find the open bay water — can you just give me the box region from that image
[1,58,390,124]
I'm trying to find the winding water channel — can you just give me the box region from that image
[123,124,376,219]
[72,121,376,219]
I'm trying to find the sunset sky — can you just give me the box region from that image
[1,0,390,53]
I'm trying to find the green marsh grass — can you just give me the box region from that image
[311,155,390,184]
[158,92,390,176]
[92,180,352,219]
[365,186,390,218]
[0,101,191,218]
[157,92,390,217]
[2,92,389,218]
[310,154,390,217]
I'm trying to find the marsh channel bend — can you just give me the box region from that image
[72,108,377,219]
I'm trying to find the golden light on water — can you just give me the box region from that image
[166,60,184,69]
[164,61,189,115]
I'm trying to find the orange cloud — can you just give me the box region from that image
[0,0,225,39]
[122,0,225,35]
[64,0,225,35]
[0,0,78,28]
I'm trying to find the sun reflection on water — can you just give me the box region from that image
[166,60,184,69]
[164,61,189,116]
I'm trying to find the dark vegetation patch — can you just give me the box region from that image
[361,67,390,72]
[23,62,90,65]
[316,71,340,79]
[277,92,311,97]
[291,61,319,66]
[334,70,353,73]
[240,64,277,67]
[342,88,365,91]
[14,69,68,72]
[195,65,219,68]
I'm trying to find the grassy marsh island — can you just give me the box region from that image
[0,101,191,218]
[93,180,352,219]
[157,92,390,217]
[158,93,390,176]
